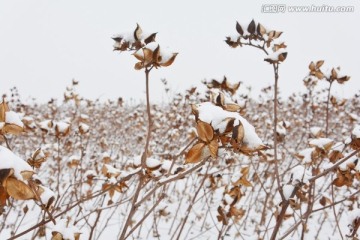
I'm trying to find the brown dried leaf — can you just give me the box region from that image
[20,171,34,181]
[316,60,324,68]
[2,124,23,135]
[185,143,206,164]
[274,31,283,39]
[309,61,315,71]
[0,169,13,186]
[0,186,9,206]
[314,71,324,79]
[236,22,244,35]
[196,121,214,142]
[278,52,287,62]
[267,30,275,39]
[332,177,345,187]
[208,139,218,159]
[232,123,244,143]
[217,206,228,225]
[160,53,178,67]
[224,104,241,112]
[133,51,144,61]
[152,45,161,64]
[5,177,35,200]
[51,232,63,240]
[331,68,338,79]
[247,20,256,34]
[134,62,144,70]
[134,23,142,41]
[143,48,154,66]
[257,23,266,36]
[229,206,245,220]
[0,100,9,122]
[144,33,157,44]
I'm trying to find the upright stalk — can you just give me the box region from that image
[269,63,285,240]
[141,67,152,169]
[325,81,333,137]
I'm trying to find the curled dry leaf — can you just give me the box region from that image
[134,23,142,41]
[232,123,245,143]
[196,121,214,142]
[5,177,35,200]
[51,232,63,240]
[185,142,209,164]
[20,170,34,181]
[316,60,324,68]
[257,23,266,36]
[217,206,228,225]
[208,139,219,159]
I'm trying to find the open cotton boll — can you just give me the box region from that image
[195,102,263,149]
[39,185,55,206]
[309,138,334,149]
[0,146,33,181]
[5,111,24,128]
[265,48,287,61]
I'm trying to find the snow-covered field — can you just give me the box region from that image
[1,21,360,240]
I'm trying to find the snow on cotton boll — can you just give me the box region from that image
[132,42,178,70]
[112,23,157,52]
[186,102,266,163]
[50,218,81,240]
[349,125,360,150]
[0,99,24,135]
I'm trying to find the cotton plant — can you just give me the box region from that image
[0,100,55,220]
[303,60,351,137]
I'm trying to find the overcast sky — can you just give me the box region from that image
[0,0,359,103]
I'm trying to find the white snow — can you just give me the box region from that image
[39,185,55,206]
[265,48,287,61]
[38,120,54,132]
[195,102,263,149]
[309,138,334,149]
[103,164,121,177]
[68,155,80,162]
[55,121,70,133]
[348,208,360,224]
[290,165,311,184]
[352,125,360,138]
[310,127,322,137]
[22,116,36,129]
[332,142,345,152]
[0,146,33,181]
[50,218,81,240]
[79,122,90,133]
[5,111,24,127]
[224,194,234,205]
[146,158,162,168]
[282,184,295,200]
